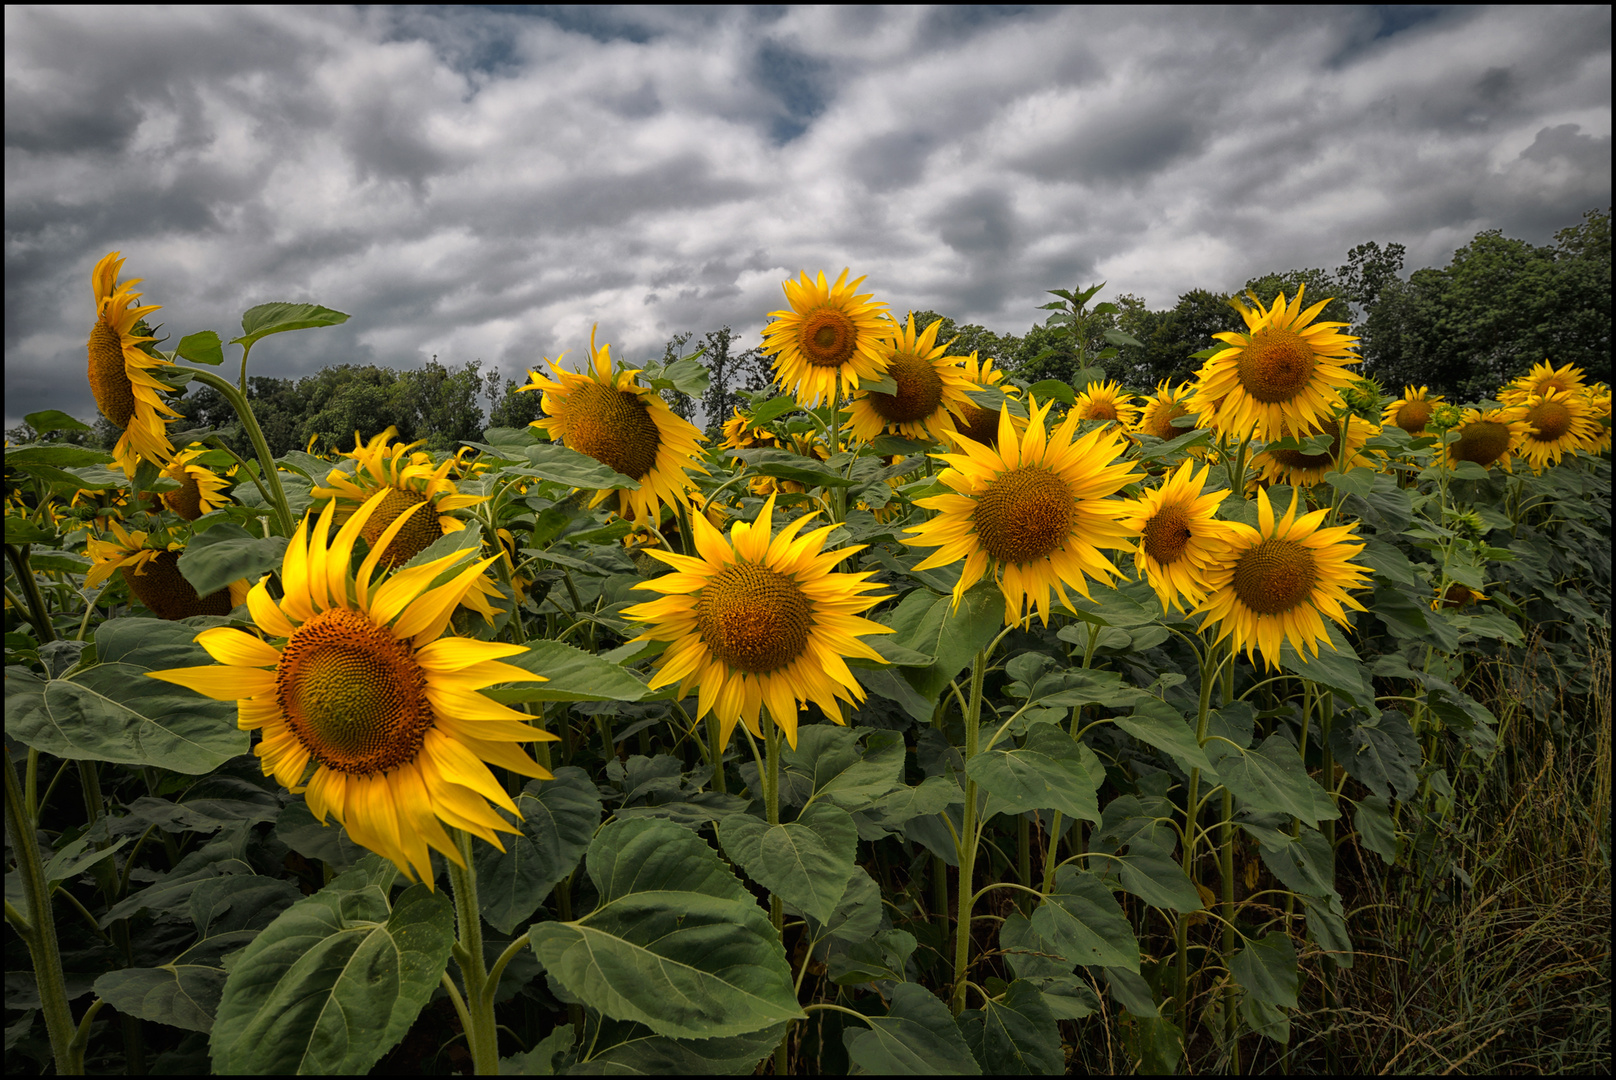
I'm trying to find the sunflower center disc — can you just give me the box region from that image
[1085,401,1119,421]
[1146,404,1188,440]
[869,353,944,423]
[799,309,859,368]
[1237,327,1316,404]
[1231,538,1318,616]
[165,474,205,521]
[695,561,813,674]
[276,609,434,775]
[121,550,233,621]
[958,404,999,446]
[972,466,1076,565]
[361,488,440,567]
[87,320,138,428]
[1451,420,1510,466]
[1526,401,1572,442]
[565,382,663,480]
[1268,422,1340,470]
[1394,400,1433,433]
[1142,502,1195,566]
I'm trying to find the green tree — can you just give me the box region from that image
[908,311,1023,363]
[396,358,487,452]
[698,326,769,437]
[1113,289,1245,389]
[1241,268,1353,327]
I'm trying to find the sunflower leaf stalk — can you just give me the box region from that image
[446,830,500,1074]
[185,368,295,536]
[950,646,989,1016]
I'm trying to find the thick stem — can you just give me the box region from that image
[762,714,789,1076]
[186,369,295,536]
[447,831,499,1075]
[1221,787,1239,1072]
[708,714,727,794]
[6,544,56,643]
[1175,638,1219,1022]
[950,649,987,1016]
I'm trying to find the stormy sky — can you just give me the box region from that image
[5,5,1610,430]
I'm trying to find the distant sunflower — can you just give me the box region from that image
[1382,386,1442,434]
[1517,389,1599,471]
[1251,414,1377,488]
[953,352,1022,448]
[1446,406,1530,471]
[160,447,233,521]
[1195,486,1370,669]
[1135,381,1199,442]
[1191,286,1359,441]
[85,520,248,619]
[624,493,891,750]
[720,407,781,454]
[762,269,892,408]
[1588,385,1611,455]
[311,428,486,568]
[1434,582,1486,611]
[1499,360,1587,407]
[1118,461,1235,613]
[86,252,181,475]
[904,397,1142,625]
[520,327,708,523]
[148,492,556,886]
[1072,380,1141,432]
[845,313,976,443]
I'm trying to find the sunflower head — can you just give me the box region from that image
[1499,360,1587,407]
[1517,388,1599,471]
[953,352,1022,447]
[844,313,977,443]
[1136,381,1199,443]
[1072,380,1141,431]
[1446,406,1529,471]
[86,252,181,475]
[1252,415,1377,488]
[1381,386,1442,434]
[85,520,248,619]
[761,270,893,407]
[161,447,233,521]
[1118,460,1235,612]
[624,493,891,750]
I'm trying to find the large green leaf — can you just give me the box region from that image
[1229,931,1298,1009]
[99,823,259,926]
[1111,697,1214,776]
[802,866,882,944]
[842,982,982,1075]
[209,857,455,1075]
[1117,839,1204,913]
[528,819,802,1039]
[570,1021,787,1075]
[966,726,1103,823]
[776,727,906,812]
[474,768,602,935]
[512,441,641,490]
[958,979,1063,1075]
[890,583,1006,701]
[1029,866,1139,971]
[485,639,652,703]
[1206,734,1337,826]
[231,302,350,349]
[1259,824,1336,899]
[23,409,93,434]
[827,928,916,986]
[176,525,287,597]
[1328,709,1419,801]
[733,448,857,488]
[1277,625,1374,708]
[718,801,857,925]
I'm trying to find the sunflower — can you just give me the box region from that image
[844,313,977,443]
[86,252,181,475]
[904,397,1142,625]
[762,269,892,408]
[721,408,781,454]
[953,352,1022,448]
[1499,360,1587,407]
[85,520,249,619]
[1444,406,1529,472]
[160,447,233,521]
[1587,385,1611,455]
[1434,582,1486,611]
[147,491,556,885]
[1191,286,1360,441]
[520,327,707,523]
[1072,380,1141,432]
[1195,486,1370,669]
[1118,461,1235,613]
[311,428,486,568]
[1135,381,1199,442]
[1251,414,1377,489]
[623,493,890,750]
[1516,389,1600,472]
[1382,386,1443,434]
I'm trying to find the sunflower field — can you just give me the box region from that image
[4,258,1610,1075]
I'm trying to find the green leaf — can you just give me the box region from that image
[1230,931,1298,1008]
[828,928,916,985]
[958,979,1063,1075]
[733,448,857,489]
[1113,698,1214,776]
[176,331,225,366]
[661,358,711,398]
[5,444,114,468]
[101,823,259,926]
[856,666,935,723]
[1277,624,1374,708]
[1323,469,1376,499]
[803,866,882,944]
[842,982,982,1075]
[891,583,1005,701]
[718,801,857,925]
[1259,824,1336,899]
[4,516,55,544]
[176,524,288,597]
[1117,840,1204,913]
[746,396,800,428]
[571,1022,787,1075]
[528,819,802,1039]
[1353,795,1398,864]
[275,799,368,873]
[502,1022,575,1074]
[1119,1011,1183,1073]
[1301,892,1353,966]
[474,768,602,935]
[210,858,455,1074]
[860,374,899,395]
[1329,709,1419,801]
[519,442,641,490]
[484,639,651,703]
[1207,734,1337,826]
[1025,380,1075,407]
[23,410,92,434]
[5,664,246,774]
[231,302,350,350]
[781,728,906,812]
[966,726,1103,824]
[1029,866,1139,971]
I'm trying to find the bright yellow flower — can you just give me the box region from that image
[762,270,892,408]
[86,253,181,475]
[1499,360,1587,407]
[1072,380,1141,432]
[1135,381,1199,443]
[1251,414,1378,489]
[1381,386,1442,434]
[844,313,977,444]
[160,447,233,521]
[1516,389,1599,471]
[624,493,890,750]
[1118,461,1236,613]
[148,491,556,886]
[1446,406,1531,472]
[904,397,1142,626]
[952,351,1023,448]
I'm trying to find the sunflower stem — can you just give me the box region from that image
[707,713,727,793]
[6,544,56,643]
[447,830,499,1075]
[950,647,987,1016]
[1175,633,1219,1025]
[762,713,790,1076]
[186,369,295,537]
[1221,785,1240,1071]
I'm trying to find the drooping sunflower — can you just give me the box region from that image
[904,397,1142,625]
[953,352,1023,448]
[1251,414,1377,489]
[1135,381,1199,442]
[623,493,891,750]
[86,252,181,475]
[1118,461,1236,613]
[1499,360,1587,407]
[148,491,556,886]
[1072,380,1141,432]
[1191,286,1360,441]
[311,428,486,568]
[844,313,977,443]
[520,327,708,523]
[160,447,233,521]
[1516,389,1600,471]
[721,407,781,454]
[762,269,892,408]
[1445,406,1530,471]
[85,520,249,619]
[1195,486,1370,669]
[1382,386,1443,434]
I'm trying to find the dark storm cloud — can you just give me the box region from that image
[4,5,1609,430]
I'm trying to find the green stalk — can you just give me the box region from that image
[6,544,56,643]
[1174,636,1219,1023]
[447,831,499,1074]
[185,369,295,536]
[707,714,727,794]
[950,648,987,1016]
[1221,786,1239,1072]
[763,714,789,1076]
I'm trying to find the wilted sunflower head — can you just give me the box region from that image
[761,269,893,408]
[86,252,181,475]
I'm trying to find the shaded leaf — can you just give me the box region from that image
[475,768,602,934]
[718,801,857,925]
[842,982,981,1074]
[1029,866,1139,971]
[957,979,1063,1075]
